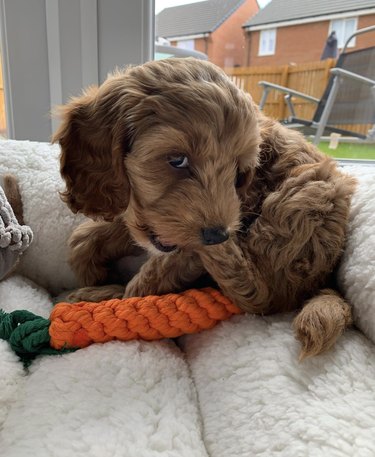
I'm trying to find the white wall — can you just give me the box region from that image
[0,0,154,142]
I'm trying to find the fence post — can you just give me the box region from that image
[278,65,289,119]
[322,58,336,84]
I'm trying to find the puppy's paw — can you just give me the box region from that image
[293,290,352,360]
[123,281,152,298]
[68,285,125,303]
[124,277,168,298]
[293,313,330,360]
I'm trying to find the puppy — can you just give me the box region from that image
[53,58,356,359]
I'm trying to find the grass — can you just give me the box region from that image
[317,142,375,160]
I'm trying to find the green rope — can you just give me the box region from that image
[0,309,74,366]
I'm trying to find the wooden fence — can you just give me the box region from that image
[225,59,336,121]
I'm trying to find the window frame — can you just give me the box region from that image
[329,16,358,49]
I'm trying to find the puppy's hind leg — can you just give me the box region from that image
[293,289,352,360]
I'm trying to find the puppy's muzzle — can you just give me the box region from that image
[201,226,229,245]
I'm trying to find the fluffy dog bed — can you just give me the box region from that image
[0,139,374,457]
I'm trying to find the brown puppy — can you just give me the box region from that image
[54,58,356,359]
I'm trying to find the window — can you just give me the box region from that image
[176,39,195,50]
[330,17,357,48]
[258,28,276,56]
[0,0,154,141]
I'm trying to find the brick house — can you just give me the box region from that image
[156,0,259,68]
[243,0,375,66]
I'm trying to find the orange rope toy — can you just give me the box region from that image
[50,288,243,349]
[0,288,243,364]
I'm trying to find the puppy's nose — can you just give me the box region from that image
[201,227,229,245]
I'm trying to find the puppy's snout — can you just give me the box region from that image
[201,227,229,245]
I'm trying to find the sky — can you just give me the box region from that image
[155,0,271,14]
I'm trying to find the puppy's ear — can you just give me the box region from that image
[53,85,130,221]
[235,168,257,202]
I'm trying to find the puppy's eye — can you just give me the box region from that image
[168,155,189,169]
[235,170,247,188]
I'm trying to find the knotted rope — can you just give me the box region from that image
[0,288,242,364]
[0,176,33,281]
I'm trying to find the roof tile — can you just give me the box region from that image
[244,0,375,28]
[156,0,245,38]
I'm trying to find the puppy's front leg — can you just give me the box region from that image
[196,238,271,314]
[124,251,204,297]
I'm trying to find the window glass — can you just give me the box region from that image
[331,19,344,45]
[176,39,195,50]
[155,0,248,66]
[154,2,374,162]
[344,18,357,46]
[259,29,276,56]
[0,51,6,138]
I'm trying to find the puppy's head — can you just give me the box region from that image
[54,58,261,253]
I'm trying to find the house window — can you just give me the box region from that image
[258,29,276,56]
[176,39,195,50]
[330,17,357,48]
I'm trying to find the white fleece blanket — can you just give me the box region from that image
[182,313,375,457]
[338,165,375,344]
[0,276,208,457]
[0,140,84,295]
[0,139,375,457]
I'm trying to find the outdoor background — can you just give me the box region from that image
[0,0,373,160]
[155,0,375,160]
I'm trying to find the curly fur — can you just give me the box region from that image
[53,58,356,359]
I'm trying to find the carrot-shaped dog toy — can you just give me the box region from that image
[0,288,242,364]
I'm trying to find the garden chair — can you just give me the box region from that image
[258,26,375,145]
